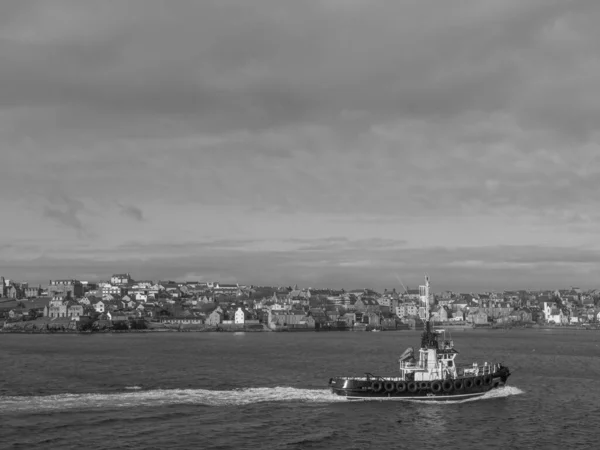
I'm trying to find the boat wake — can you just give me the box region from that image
[407,385,524,404]
[0,387,346,413]
[344,386,524,404]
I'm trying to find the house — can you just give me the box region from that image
[509,309,533,323]
[546,308,565,324]
[206,309,223,326]
[543,300,558,320]
[308,308,329,327]
[45,297,68,318]
[431,306,448,323]
[93,301,105,313]
[468,310,488,325]
[121,298,135,309]
[269,310,311,327]
[569,312,581,324]
[364,312,381,326]
[354,298,381,313]
[5,285,20,299]
[111,273,133,285]
[450,299,468,313]
[68,304,84,319]
[234,307,246,324]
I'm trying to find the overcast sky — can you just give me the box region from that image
[1,0,599,291]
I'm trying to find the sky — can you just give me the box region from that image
[1,0,599,292]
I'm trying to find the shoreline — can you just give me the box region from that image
[2,324,600,335]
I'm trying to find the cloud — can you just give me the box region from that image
[2,238,600,291]
[1,1,600,288]
[42,194,86,233]
[119,204,144,222]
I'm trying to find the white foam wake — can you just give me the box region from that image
[0,386,524,413]
[406,385,525,404]
[0,387,346,413]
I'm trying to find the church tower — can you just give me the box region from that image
[0,277,5,297]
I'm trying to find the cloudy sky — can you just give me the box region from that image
[1,0,599,291]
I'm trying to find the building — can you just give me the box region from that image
[111,273,133,285]
[234,307,246,324]
[23,286,42,298]
[5,285,19,299]
[47,280,83,298]
[206,309,223,326]
[68,304,84,319]
[45,297,68,318]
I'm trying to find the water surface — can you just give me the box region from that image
[1,329,598,449]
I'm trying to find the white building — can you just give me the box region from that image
[234,307,245,324]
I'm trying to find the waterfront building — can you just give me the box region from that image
[234,307,246,324]
[206,309,223,325]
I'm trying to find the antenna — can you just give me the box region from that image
[394,274,409,294]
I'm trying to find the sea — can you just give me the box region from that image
[1,328,599,450]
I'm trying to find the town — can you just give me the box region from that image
[1,273,598,333]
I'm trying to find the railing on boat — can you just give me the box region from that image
[399,361,501,376]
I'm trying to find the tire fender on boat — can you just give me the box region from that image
[453,379,464,390]
[419,381,429,391]
[464,378,474,389]
[396,381,407,393]
[371,381,383,392]
[431,381,442,393]
[384,381,395,393]
[407,381,418,393]
[483,374,492,386]
[442,380,453,392]
[474,376,483,387]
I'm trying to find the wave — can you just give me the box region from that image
[405,385,525,404]
[0,387,346,413]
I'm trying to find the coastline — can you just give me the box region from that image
[3,324,599,335]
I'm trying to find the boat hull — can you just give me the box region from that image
[329,369,510,401]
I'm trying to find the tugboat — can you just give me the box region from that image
[328,276,510,401]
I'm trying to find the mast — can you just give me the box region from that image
[420,275,437,349]
[422,276,430,319]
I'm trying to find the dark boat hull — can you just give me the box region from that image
[329,369,510,401]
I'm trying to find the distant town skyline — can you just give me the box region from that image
[1,2,599,291]
[0,268,593,295]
